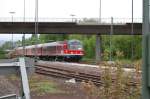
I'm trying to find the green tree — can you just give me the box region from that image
[39,34,68,43]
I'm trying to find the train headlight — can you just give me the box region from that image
[78,48,82,50]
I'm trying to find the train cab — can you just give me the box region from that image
[63,40,84,61]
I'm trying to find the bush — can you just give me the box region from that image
[80,61,141,99]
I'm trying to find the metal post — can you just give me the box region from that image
[109,17,113,61]
[131,0,134,60]
[24,0,26,22]
[95,0,102,63]
[35,0,39,61]
[12,14,14,49]
[142,0,150,98]
[22,35,25,56]
[95,34,101,63]
[70,14,75,22]
[9,12,15,50]
[23,0,26,56]
[99,0,101,23]
[19,57,30,99]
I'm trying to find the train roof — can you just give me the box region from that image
[16,41,64,49]
[15,39,81,50]
[42,42,63,47]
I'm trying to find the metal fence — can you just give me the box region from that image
[0,94,17,99]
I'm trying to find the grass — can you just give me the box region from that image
[30,81,63,95]
[29,75,65,96]
[115,59,132,64]
[8,74,65,96]
[81,57,142,66]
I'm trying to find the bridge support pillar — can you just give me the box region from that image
[95,34,101,63]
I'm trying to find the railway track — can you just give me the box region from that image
[35,63,102,85]
[35,61,140,86]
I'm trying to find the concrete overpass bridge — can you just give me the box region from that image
[0,17,142,35]
[0,22,142,35]
[0,17,143,62]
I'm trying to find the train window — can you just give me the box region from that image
[47,46,52,50]
[43,47,47,52]
[68,40,83,50]
[32,48,36,53]
[69,45,83,50]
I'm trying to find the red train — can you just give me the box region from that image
[8,40,84,61]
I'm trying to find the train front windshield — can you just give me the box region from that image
[68,40,83,50]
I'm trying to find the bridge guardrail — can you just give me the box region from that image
[0,17,142,24]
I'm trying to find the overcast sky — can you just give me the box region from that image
[0,0,142,41]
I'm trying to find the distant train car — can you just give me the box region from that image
[8,40,84,61]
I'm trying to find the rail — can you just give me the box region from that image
[35,61,140,86]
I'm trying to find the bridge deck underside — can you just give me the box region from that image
[0,22,142,35]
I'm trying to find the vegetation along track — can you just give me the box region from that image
[35,61,140,86]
